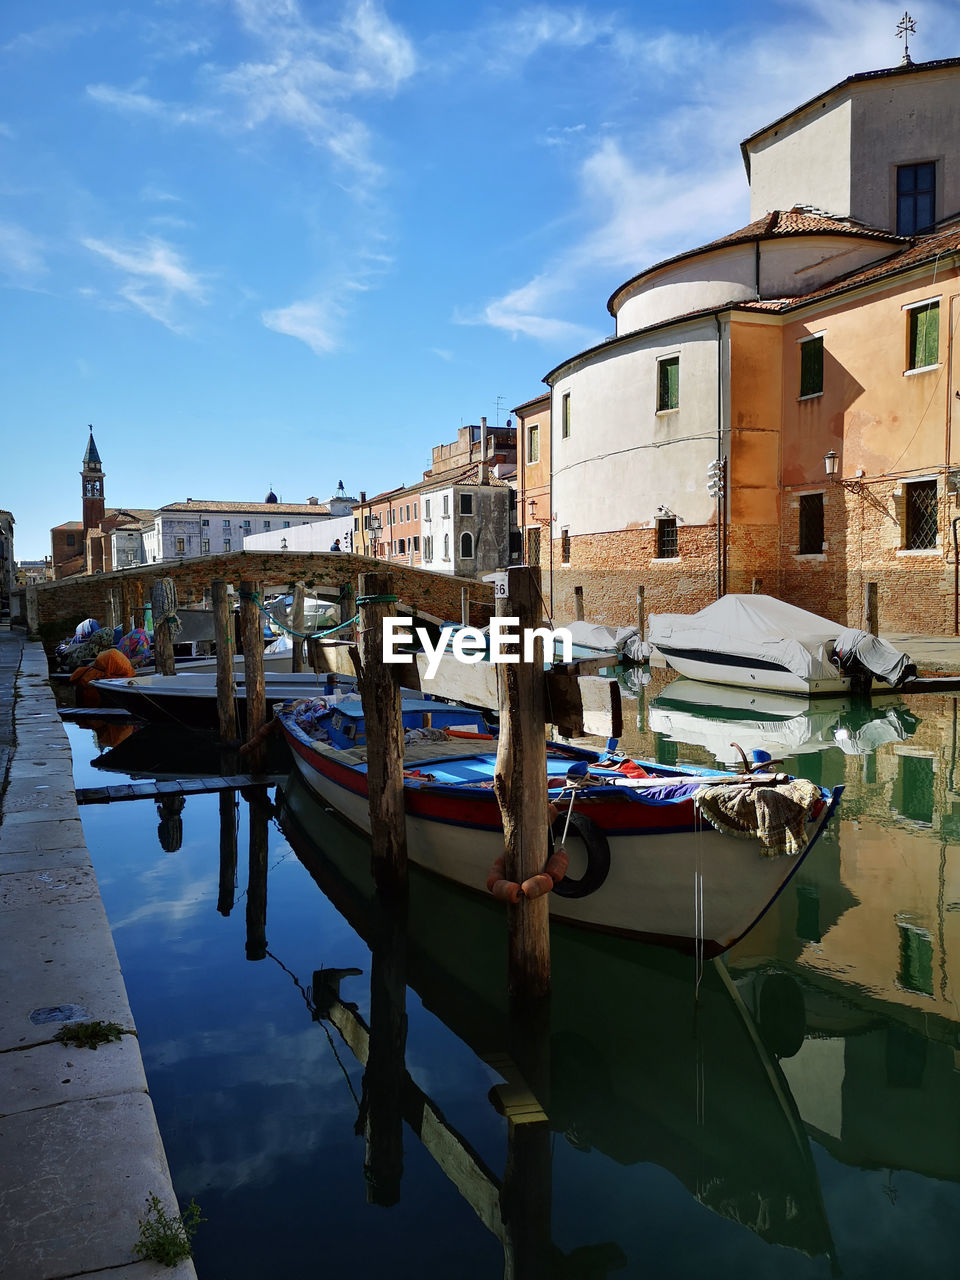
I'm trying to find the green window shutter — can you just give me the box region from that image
[800,337,823,396]
[911,303,939,369]
[658,356,679,410]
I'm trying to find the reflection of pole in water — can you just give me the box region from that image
[358,899,408,1206]
[218,789,238,916]
[245,787,269,961]
[156,794,185,853]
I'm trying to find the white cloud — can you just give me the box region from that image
[472,0,960,345]
[82,236,208,331]
[0,222,47,277]
[262,297,343,355]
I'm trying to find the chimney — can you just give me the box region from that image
[307,496,319,505]
[479,417,488,484]
[359,490,366,503]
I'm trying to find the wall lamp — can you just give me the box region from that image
[824,450,867,496]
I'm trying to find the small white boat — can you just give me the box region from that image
[648,595,913,696]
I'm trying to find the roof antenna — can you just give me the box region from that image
[896,11,915,65]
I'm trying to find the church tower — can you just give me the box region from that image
[81,426,105,534]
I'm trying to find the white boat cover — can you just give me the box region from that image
[648,595,844,683]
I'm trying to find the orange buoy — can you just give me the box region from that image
[485,856,506,893]
[491,879,523,904]
[521,874,554,900]
[544,849,569,884]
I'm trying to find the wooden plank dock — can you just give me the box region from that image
[75,775,288,805]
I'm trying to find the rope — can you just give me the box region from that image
[238,587,360,641]
[151,577,182,637]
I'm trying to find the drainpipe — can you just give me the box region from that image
[479,416,488,485]
[953,516,960,634]
[715,314,726,598]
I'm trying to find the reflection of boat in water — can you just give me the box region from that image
[276,776,836,1263]
[649,679,919,766]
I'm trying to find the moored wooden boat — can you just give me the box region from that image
[277,702,843,954]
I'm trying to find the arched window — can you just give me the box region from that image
[443,533,450,560]
[459,531,474,559]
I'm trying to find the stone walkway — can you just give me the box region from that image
[0,627,195,1280]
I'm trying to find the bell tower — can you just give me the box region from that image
[81,425,105,534]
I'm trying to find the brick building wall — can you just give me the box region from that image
[31,550,494,647]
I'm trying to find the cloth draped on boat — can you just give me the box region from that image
[73,618,101,643]
[61,628,115,670]
[70,648,136,704]
[694,778,824,857]
[832,628,916,686]
[118,627,151,666]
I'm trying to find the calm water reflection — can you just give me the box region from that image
[65,678,960,1278]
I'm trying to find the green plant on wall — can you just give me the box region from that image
[134,1192,205,1267]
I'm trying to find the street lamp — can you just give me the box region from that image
[368,514,382,557]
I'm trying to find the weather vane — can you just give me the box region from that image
[897,11,915,65]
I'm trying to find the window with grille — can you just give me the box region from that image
[657,356,679,411]
[799,336,823,397]
[560,527,570,564]
[897,162,935,236]
[904,479,937,549]
[907,302,939,370]
[656,517,678,559]
[798,493,824,554]
[527,527,541,566]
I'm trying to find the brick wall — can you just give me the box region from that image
[32,550,494,648]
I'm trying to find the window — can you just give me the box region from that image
[224,539,231,552]
[175,538,185,554]
[412,536,420,552]
[656,518,678,559]
[263,521,270,530]
[65,533,75,547]
[442,495,450,517]
[460,531,474,558]
[406,504,411,521]
[413,503,418,520]
[799,335,824,397]
[423,535,433,560]
[897,922,934,996]
[904,479,937,549]
[424,499,431,520]
[459,493,473,515]
[201,518,210,527]
[798,493,824,554]
[242,519,251,529]
[907,301,939,370]
[561,392,571,439]
[283,521,290,528]
[202,539,210,554]
[657,356,679,411]
[527,424,540,463]
[222,519,230,528]
[443,533,450,559]
[354,518,359,531]
[561,527,570,564]
[897,162,935,236]
[392,541,397,555]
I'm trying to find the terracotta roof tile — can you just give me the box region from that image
[158,499,332,515]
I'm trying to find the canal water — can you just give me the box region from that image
[64,672,960,1278]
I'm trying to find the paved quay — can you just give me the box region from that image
[0,627,195,1280]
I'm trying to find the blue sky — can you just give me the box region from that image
[3,0,959,558]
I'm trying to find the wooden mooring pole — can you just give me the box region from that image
[636,584,645,637]
[290,583,305,673]
[493,566,551,1000]
[239,580,267,767]
[865,581,878,637]
[212,580,238,744]
[152,578,176,677]
[356,571,407,897]
[244,787,269,962]
[217,788,238,917]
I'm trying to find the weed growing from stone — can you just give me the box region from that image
[134,1192,205,1267]
[53,1019,124,1049]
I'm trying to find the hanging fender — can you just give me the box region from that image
[549,811,611,899]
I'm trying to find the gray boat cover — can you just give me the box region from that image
[648,595,845,683]
[832,628,916,686]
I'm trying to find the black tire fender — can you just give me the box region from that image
[550,811,611,898]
